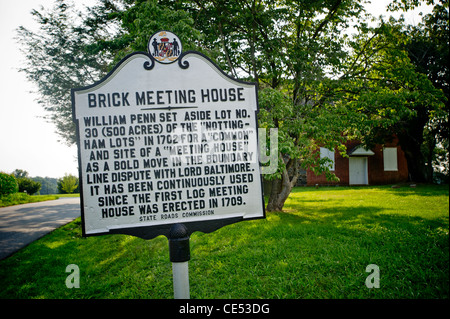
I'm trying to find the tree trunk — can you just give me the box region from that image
[266,158,301,212]
[397,108,433,183]
[403,149,429,182]
[398,132,431,183]
[266,177,292,212]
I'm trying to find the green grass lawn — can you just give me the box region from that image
[0,185,448,299]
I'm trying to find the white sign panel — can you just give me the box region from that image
[72,32,265,238]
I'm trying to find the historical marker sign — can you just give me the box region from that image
[72,31,265,239]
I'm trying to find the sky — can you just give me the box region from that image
[0,0,433,179]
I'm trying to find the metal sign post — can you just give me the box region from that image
[169,224,190,299]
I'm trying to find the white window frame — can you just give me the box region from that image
[383,147,398,171]
[320,147,335,171]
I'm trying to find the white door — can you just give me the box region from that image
[349,157,368,185]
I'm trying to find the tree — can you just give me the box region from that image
[12,169,30,179]
[0,172,18,196]
[176,0,367,211]
[403,1,449,181]
[17,178,42,195]
[16,0,114,145]
[32,176,58,195]
[58,174,79,194]
[338,1,448,183]
[12,170,59,194]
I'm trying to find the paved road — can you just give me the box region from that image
[0,197,80,260]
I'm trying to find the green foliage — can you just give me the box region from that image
[0,172,18,195]
[406,2,449,179]
[339,7,448,182]
[16,0,112,144]
[17,178,42,195]
[258,87,348,179]
[184,0,367,210]
[110,0,202,54]
[12,169,29,179]
[0,192,29,207]
[31,176,58,195]
[58,174,79,194]
[15,0,204,146]
[0,193,61,208]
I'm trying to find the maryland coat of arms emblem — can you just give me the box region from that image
[148,30,182,64]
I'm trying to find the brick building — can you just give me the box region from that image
[307,137,409,186]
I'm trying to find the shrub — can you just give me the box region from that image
[58,174,79,194]
[0,172,18,195]
[0,192,29,207]
[17,178,42,195]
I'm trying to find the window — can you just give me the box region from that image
[383,147,398,171]
[320,147,335,171]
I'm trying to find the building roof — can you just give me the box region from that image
[348,145,375,156]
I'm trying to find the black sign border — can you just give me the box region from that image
[72,49,266,240]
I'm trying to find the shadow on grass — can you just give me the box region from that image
[263,203,448,241]
[290,184,449,198]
